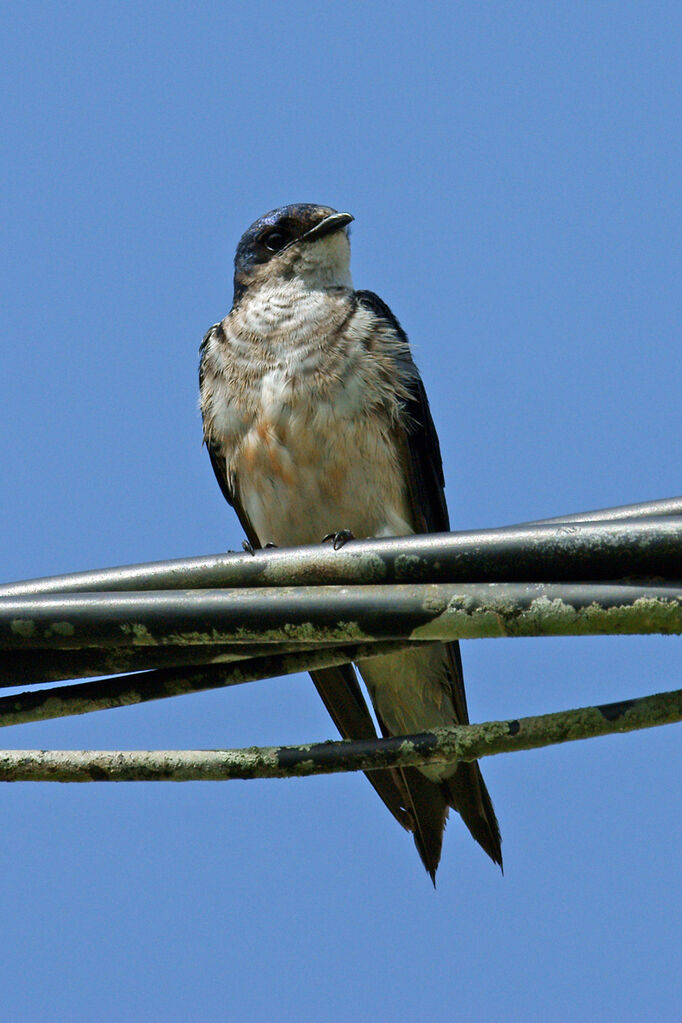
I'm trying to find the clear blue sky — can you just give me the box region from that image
[2,3,680,1020]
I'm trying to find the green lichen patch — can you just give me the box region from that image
[410,590,682,641]
[10,618,36,638]
[347,552,387,583]
[45,621,75,637]
[120,622,155,644]
[394,553,425,580]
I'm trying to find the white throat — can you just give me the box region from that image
[293,231,354,290]
[238,232,354,346]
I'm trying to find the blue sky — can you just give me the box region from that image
[1,2,680,1020]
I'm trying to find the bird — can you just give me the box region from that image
[199,203,501,881]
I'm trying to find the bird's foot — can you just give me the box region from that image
[322,529,355,551]
[242,540,278,555]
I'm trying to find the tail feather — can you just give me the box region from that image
[311,660,503,881]
[444,762,503,869]
[399,767,449,885]
[399,762,502,883]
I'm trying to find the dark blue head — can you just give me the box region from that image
[232,203,353,303]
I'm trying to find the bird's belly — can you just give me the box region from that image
[233,391,456,785]
[235,410,414,547]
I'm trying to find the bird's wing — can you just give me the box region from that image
[308,664,413,830]
[199,325,413,831]
[200,325,261,549]
[355,292,502,874]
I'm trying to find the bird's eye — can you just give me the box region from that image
[262,229,290,252]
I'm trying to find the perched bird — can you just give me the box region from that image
[199,203,501,880]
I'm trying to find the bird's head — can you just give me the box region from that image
[232,203,354,303]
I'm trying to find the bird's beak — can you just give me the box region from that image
[301,211,354,243]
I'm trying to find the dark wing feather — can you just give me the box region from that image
[199,324,412,832]
[206,440,261,550]
[200,326,260,549]
[355,290,449,529]
[355,292,502,872]
[309,664,413,830]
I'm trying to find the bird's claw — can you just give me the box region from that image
[243,539,278,555]
[322,528,355,551]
